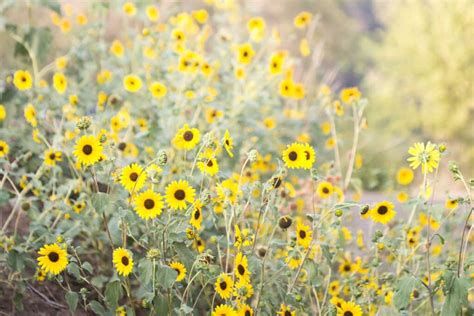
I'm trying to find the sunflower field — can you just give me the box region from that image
[0,1,473,316]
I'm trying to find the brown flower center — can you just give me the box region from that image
[144,199,155,210]
[183,131,194,141]
[288,151,297,161]
[219,281,227,290]
[82,144,93,155]
[378,205,388,215]
[299,230,306,239]
[48,252,59,262]
[237,264,245,275]
[129,172,138,182]
[121,256,129,266]
[174,189,185,200]
[194,209,200,219]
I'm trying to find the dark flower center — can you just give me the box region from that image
[243,51,248,57]
[206,160,213,167]
[288,151,297,161]
[129,172,138,181]
[285,311,291,316]
[0,146,3,151]
[273,177,282,188]
[82,144,93,155]
[144,199,155,209]
[121,256,129,266]
[344,312,353,316]
[118,142,127,151]
[344,264,351,271]
[299,230,306,239]
[219,281,227,290]
[48,252,59,262]
[183,131,194,141]
[174,189,185,200]
[378,206,388,215]
[245,311,251,316]
[225,139,230,145]
[237,264,245,275]
[305,151,310,160]
[194,209,200,219]
[322,187,330,194]
[49,153,56,160]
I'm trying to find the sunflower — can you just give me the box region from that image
[234,252,251,282]
[122,2,136,16]
[53,72,67,94]
[123,74,142,93]
[336,301,363,316]
[73,135,103,166]
[212,304,237,316]
[285,246,303,269]
[24,103,37,127]
[277,304,295,316]
[396,167,414,185]
[120,163,147,193]
[369,201,396,225]
[294,11,312,28]
[197,150,219,176]
[149,81,167,99]
[338,259,356,276]
[215,273,234,299]
[190,200,203,229]
[301,143,316,169]
[340,87,361,104]
[113,247,133,276]
[169,261,186,281]
[73,200,86,213]
[13,70,33,90]
[0,140,9,158]
[282,143,305,169]
[234,279,254,299]
[445,198,458,210]
[296,221,312,249]
[407,142,440,174]
[44,149,62,166]
[37,243,68,275]
[146,5,159,21]
[237,304,253,316]
[223,129,234,158]
[329,280,341,296]
[194,236,206,253]
[172,124,201,150]
[216,178,241,205]
[317,181,334,199]
[134,189,163,220]
[165,180,195,211]
[236,43,255,65]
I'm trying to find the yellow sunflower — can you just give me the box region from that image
[296,221,312,249]
[165,180,195,210]
[13,70,33,90]
[301,143,316,169]
[369,201,396,225]
[336,301,363,316]
[282,143,305,169]
[123,74,142,93]
[194,236,205,253]
[134,189,163,220]
[113,247,133,276]
[73,135,103,166]
[215,273,234,299]
[294,11,312,28]
[236,43,255,65]
[329,280,341,296]
[24,103,37,127]
[0,140,10,158]
[445,198,458,210]
[216,178,241,205]
[277,304,295,316]
[397,167,414,185]
[212,304,237,316]
[37,243,68,275]
[53,72,67,94]
[169,261,186,281]
[172,124,201,150]
[234,252,251,282]
[237,304,253,316]
[317,181,334,199]
[234,279,254,299]
[149,81,167,99]
[197,150,219,176]
[340,87,361,104]
[407,142,440,174]
[190,200,203,229]
[44,149,62,166]
[120,163,147,193]
[223,129,234,158]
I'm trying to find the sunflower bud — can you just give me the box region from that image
[99,134,107,143]
[146,248,160,259]
[247,149,258,162]
[360,205,370,216]
[157,150,168,166]
[335,209,343,217]
[76,116,92,130]
[438,144,446,153]
[310,168,320,181]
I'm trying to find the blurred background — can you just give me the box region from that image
[1,0,472,190]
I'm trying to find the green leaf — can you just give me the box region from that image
[441,274,469,316]
[156,265,178,289]
[89,300,106,315]
[67,262,81,280]
[393,276,420,310]
[321,245,333,264]
[105,281,123,309]
[82,261,94,274]
[38,0,61,14]
[92,192,108,213]
[7,250,25,272]
[432,233,445,245]
[65,291,79,313]
[138,258,154,285]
